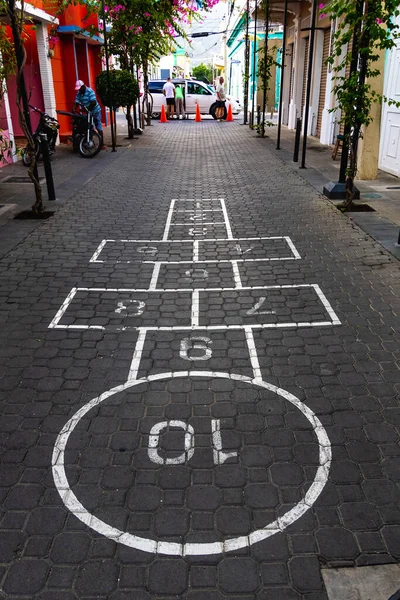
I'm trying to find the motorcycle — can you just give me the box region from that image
[56,105,102,158]
[22,105,60,167]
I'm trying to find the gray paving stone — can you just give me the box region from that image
[219,557,259,593]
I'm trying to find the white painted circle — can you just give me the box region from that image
[52,371,332,556]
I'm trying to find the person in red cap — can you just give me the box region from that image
[73,80,104,148]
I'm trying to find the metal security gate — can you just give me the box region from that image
[316,28,331,138]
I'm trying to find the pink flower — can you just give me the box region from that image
[376,17,383,24]
[319,3,324,7]
[144,12,151,17]
[320,12,326,18]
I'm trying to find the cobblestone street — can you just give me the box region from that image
[0,119,399,599]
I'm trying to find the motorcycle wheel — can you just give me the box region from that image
[78,131,102,158]
[22,142,40,167]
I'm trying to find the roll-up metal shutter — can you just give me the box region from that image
[301,37,309,116]
[316,28,331,137]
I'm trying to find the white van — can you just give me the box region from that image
[147,78,240,119]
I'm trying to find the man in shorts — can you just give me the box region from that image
[163,77,176,119]
[215,76,226,121]
[73,80,104,147]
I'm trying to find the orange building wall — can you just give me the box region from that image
[50,37,105,140]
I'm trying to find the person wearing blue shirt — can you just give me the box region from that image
[73,80,104,147]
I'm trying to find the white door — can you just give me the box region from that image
[379,25,400,177]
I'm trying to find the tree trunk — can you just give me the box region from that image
[343,0,364,210]
[142,58,152,126]
[126,105,134,138]
[7,0,43,213]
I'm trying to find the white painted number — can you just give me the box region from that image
[148,421,195,465]
[137,246,158,255]
[115,300,146,316]
[246,296,276,316]
[180,336,212,361]
[211,419,238,465]
[189,227,208,236]
[147,419,236,465]
[190,214,203,221]
[235,244,254,255]
[184,268,209,280]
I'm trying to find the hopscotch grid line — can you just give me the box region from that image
[141,257,298,264]
[191,290,200,327]
[220,198,233,239]
[244,327,262,380]
[66,284,328,292]
[162,199,176,241]
[149,263,161,290]
[193,241,199,262]
[175,209,223,213]
[51,322,339,331]
[284,236,302,260]
[170,222,226,226]
[50,284,339,330]
[312,284,341,325]
[89,240,108,263]
[128,329,147,380]
[231,261,243,288]
[48,288,79,329]
[88,237,301,263]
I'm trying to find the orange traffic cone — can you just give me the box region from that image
[226,103,234,122]
[195,103,202,122]
[160,105,168,123]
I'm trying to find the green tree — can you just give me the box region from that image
[192,63,213,83]
[100,0,218,127]
[327,0,400,209]
[96,69,139,138]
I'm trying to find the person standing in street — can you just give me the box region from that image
[175,85,185,120]
[215,76,226,121]
[163,77,176,119]
[73,80,105,148]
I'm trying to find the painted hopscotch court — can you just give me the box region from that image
[50,198,340,557]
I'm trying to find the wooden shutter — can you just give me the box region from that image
[301,37,309,116]
[316,28,331,137]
